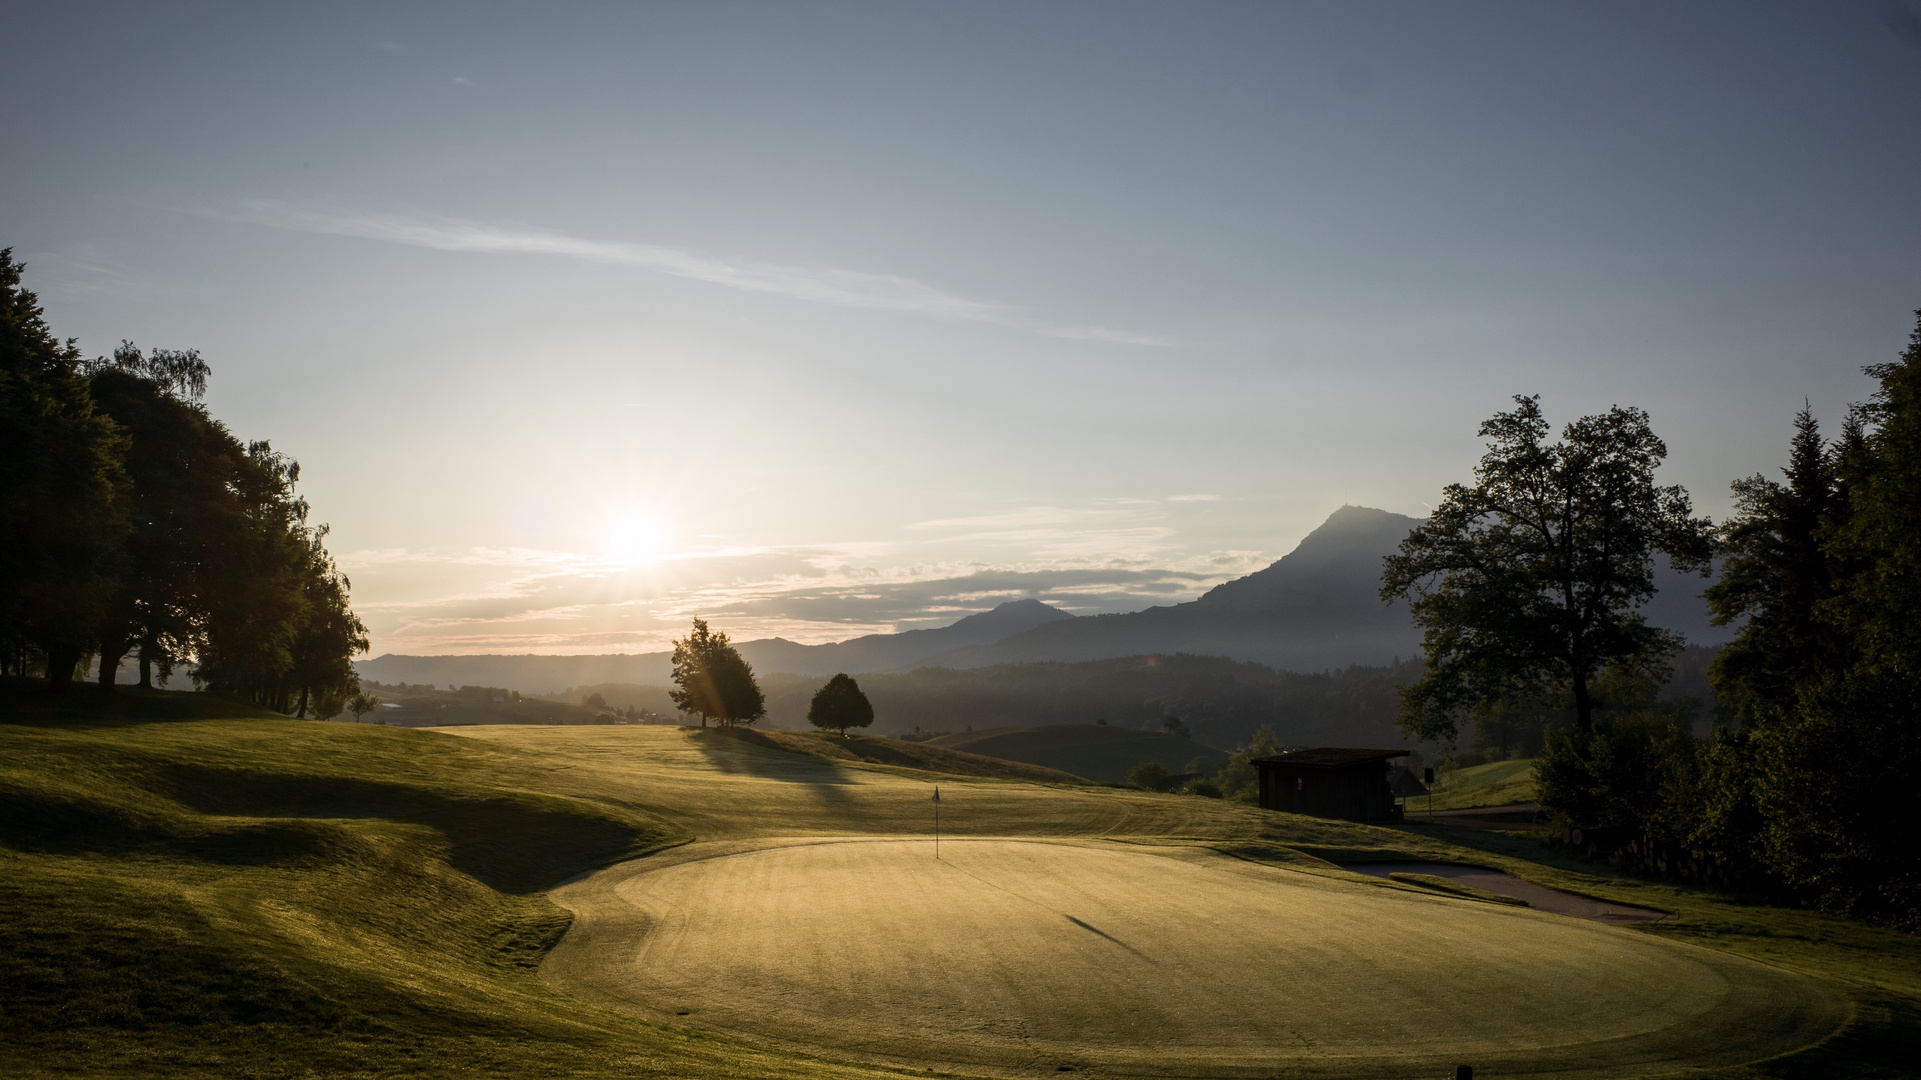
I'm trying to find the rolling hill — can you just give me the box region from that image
[8,682,1908,1079]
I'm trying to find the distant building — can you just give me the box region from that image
[1252,748,1410,821]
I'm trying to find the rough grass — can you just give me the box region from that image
[5,683,1919,1079]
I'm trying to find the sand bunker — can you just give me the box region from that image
[547,838,1839,1079]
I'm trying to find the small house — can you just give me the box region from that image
[1252,748,1411,821]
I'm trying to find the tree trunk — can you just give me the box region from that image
[295,687,309,718]
[97,636,128,691]
[1571,668,1594,732]
[45,644,81,692]
[137,646,153,689]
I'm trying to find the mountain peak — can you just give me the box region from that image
[946,599,1075,633]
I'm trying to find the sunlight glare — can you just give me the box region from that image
[604,513,670,565]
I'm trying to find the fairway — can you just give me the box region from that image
[549,835,1840,1079]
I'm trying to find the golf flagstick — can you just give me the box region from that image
[933,785,940,859]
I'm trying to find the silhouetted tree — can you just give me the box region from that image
[1382,396,1715,742]
[1747,312,1921,924]
[669,618,765,729]
[84,343,222,690]
[194,442,366,714]
[807,673,874,737]
[285,527,368,718]
[1705,404,1856,723]
[1160,715,1190,739]
[0,251,128,688]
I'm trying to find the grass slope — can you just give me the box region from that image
[926,722,1227,783]
[740,727,1089,784]
[1424,757,1538,809]
[5,682,1919,1079]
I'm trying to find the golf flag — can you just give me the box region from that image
[933,786,940,804]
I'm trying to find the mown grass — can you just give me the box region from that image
[1422,756,1537,809]
[5,682,1918,1079]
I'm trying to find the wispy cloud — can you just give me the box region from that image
[207,203,1174,345]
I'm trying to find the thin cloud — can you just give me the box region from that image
[208,203,1172,345]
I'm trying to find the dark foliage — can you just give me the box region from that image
[806,672,874,736]
[1538,311,1921,926]
[669,618,765,728]
[0,250,128,687]
[1382,396,1714,743]
[0,254,366,711]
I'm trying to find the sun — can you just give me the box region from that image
[603,513,669,565]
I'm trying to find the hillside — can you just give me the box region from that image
[358,506,1730,696]
[7,682,1915,1079]
[924,507,1729,671]
[544,658,1423,754]
[1427,758,1539,810]
[926,724,1229,784]
[355,598,1073,692]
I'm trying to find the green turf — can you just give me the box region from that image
[1420,757,1538,809]
[4,681,1918,1079]
[925,722,1227,783]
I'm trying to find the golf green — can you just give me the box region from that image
[547,836,1841,1079]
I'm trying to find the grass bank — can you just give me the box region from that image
[4,682,1917,1078]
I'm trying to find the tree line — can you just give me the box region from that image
[1384,310,1921,926]
[0,251,367,714]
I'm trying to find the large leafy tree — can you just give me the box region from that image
[194,442,329,711]
[807,673,875,737]
[669,618,765,729]
[283,526,369,718]
[85,343,222,689]
[0,251,128,688]
[1381,396,1714,742]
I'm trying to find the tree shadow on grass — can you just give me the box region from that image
[0,678,279,728]
[682,727,860,786]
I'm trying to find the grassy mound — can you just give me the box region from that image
[926,723,1227,783]
[0,687,822,1079]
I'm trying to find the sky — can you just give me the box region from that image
[5,2,1920,655]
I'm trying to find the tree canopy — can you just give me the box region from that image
[669,618,765,729]
[1381,396,1714,741]
[0,252,367,710]
[807,673,874,736]
[0,250,128,688]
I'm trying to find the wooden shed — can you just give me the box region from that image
[1252,748,1411,821]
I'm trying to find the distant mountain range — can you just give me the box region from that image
[356,505,1731,695]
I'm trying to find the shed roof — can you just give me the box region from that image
[1252,747,1411,769]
